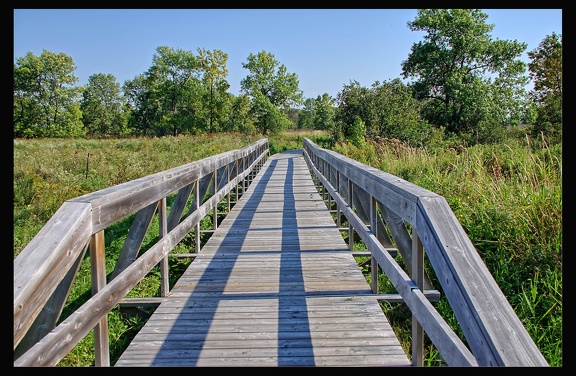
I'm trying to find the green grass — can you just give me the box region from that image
[13,130,561,366]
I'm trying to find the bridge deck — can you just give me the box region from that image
[115,150,410,367]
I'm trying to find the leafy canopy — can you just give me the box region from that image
[14,50,84,138]
[241,51,303,135]
[527,32,562,142]
[401,9,528,142]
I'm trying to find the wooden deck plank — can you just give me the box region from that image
[115,150,411,367]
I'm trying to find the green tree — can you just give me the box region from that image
[370,79,432,146]
[284,108,300,128]
[313,93,336,132]
[334,80,374,141]
[401,9,528,143]
[250,90,292,135]
[228,94,256,133]
[347,116,366,147]
[334,79,431,146]
[14,50,84,138]
[198,48,232,133]
[297,98,316,130]
[80,73,129,136]
[146,46,203,136]
[123,47,232,137]
[527,32,562,143]
[123,74,160,136]
[240,51,303,135]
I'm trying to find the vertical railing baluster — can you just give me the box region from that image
[195,181,201,252]
[90,231,109,367]
[235,160,240,202]
[327,163,332,211]
[213,171,218,231]
[411,227,424,366]
[159,198,169,297]
[336,171,341,229]
[243,156,247,193]
[370,196,378,294]
[321,159,326,202]
[226,163,231,212]
[348,179,354,252]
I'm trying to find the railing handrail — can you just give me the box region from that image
[302,137,548,366]
[14,138,269,366]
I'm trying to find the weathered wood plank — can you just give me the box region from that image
[416,195,548,366]
[110,201,159,280]
[14,201,92,348]
[115,150,410,367]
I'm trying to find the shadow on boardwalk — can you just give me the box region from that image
[115,150,410,367]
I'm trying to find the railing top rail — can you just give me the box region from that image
[69,137,268,232]
[303,137,437,226]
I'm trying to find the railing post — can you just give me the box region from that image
[195,181,201,252]
[213,172,218,231]
[411,226,424,366]
[226,164,231,212]
[336,171,341,229]
[243,156,247,193]
[90,230,110,367]
[370,196,378,294]
[327,164,332,210]
[159,198,169,297]
[348,179,354,252]
[235,160,240,202]
[321,160,325,201]
[248,153,254,185]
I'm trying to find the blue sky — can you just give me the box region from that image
[13,9,562,100]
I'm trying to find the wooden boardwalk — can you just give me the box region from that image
[115,150,410,367]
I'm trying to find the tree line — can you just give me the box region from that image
[13,9,562,146]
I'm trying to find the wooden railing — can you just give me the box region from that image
[302,138,548,366]
[13,138,270,367]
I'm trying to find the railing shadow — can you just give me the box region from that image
[148,151,315,365]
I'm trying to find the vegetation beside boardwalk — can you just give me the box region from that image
[13,129,561,366]
[335,131,561,366]
[14,9,561,366]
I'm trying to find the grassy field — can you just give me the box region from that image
[13,130,561,366]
